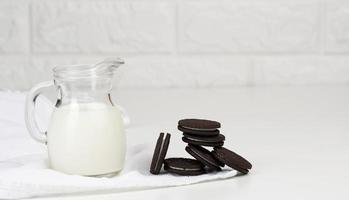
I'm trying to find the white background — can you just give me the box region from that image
[0,0,349,90]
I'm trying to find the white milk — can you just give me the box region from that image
[47,103,126,176]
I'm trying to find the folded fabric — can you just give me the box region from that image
[0,143,237,199]
[0,91,237,199]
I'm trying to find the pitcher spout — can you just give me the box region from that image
[95,58,124,73]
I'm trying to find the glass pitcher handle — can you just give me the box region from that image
[25,81,54,143]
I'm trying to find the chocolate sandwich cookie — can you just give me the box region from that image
[164,158,205,176]
[150,132,171,175]
[185,144,224,171]
[183,133,225,142]
[178,125,219,137]
[212,147,252,174]
[178,119,221,131]
[182,134,225,147]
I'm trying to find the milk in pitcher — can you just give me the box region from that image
[47,102,126,175]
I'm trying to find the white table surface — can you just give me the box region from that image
[33,86,349,200]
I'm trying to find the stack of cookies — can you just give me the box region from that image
[150,119,252,176]
[179,119,225,147]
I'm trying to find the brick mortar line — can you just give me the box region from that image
[3,55,349,60]
[174,0,179,56]
[29,0,33,56]
[320,0,326,55]
[28,52,346,57]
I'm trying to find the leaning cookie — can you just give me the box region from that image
[150,132,171,175]
[212,147,252,174]
[164,158,205,176]
[185,144,224,171]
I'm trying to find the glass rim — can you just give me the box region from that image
[52,59,124,81]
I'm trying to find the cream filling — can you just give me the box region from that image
[168,166,201,171]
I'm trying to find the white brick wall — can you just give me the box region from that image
[32,2,174,53]
[178,1,320,53]
[0,0,349,90]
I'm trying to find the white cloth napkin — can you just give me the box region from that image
[0,91,237,199]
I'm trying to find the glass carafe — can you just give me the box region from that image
[25,59,126,176]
